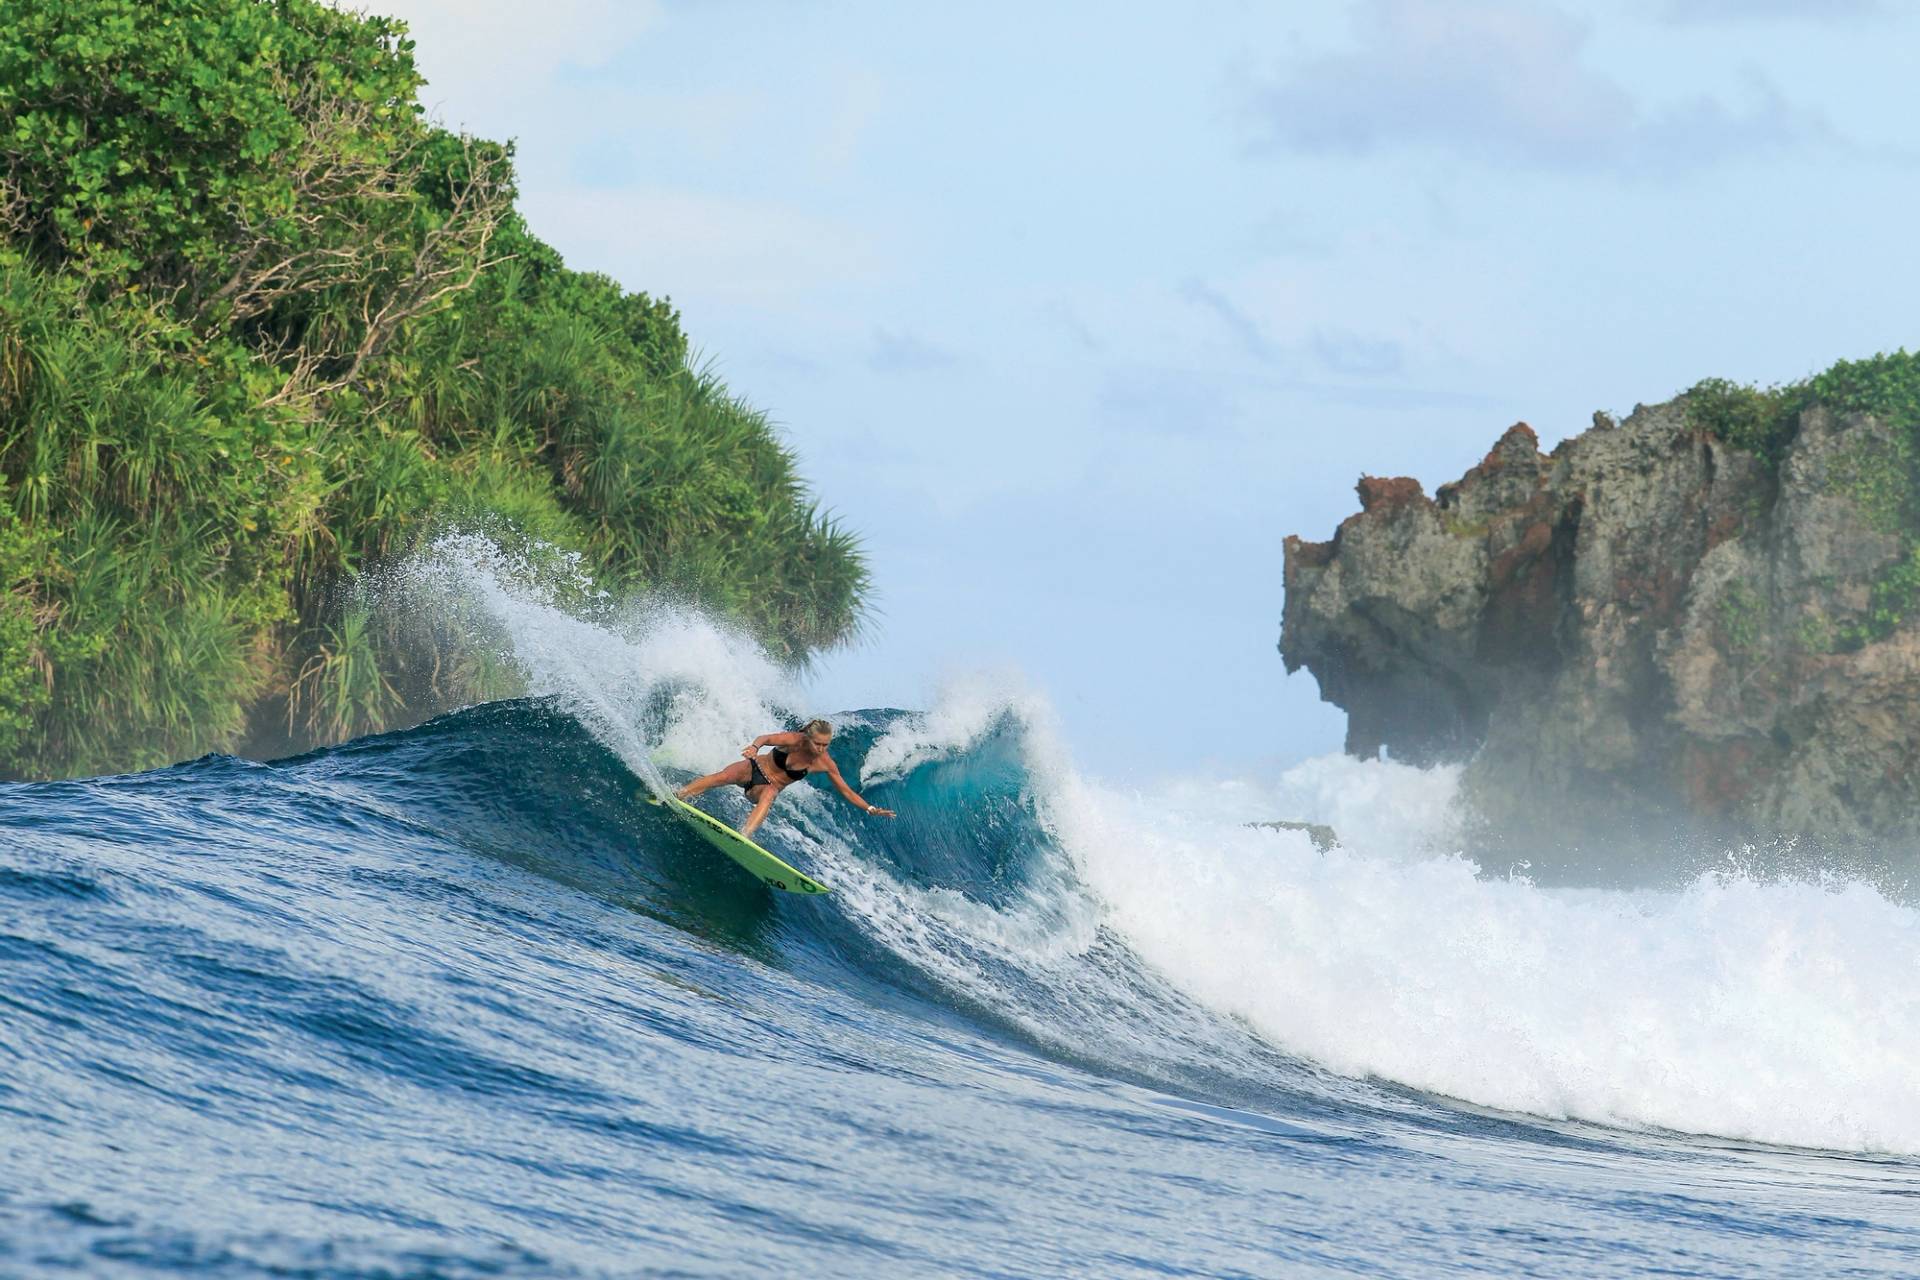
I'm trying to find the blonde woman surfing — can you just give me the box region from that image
[675,719,896,837]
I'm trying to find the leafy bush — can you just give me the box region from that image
[0,0,867,778]
[1684,377,1801,467]
[1687,350,1920,644]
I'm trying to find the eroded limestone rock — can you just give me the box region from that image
[1282,398,1919,845]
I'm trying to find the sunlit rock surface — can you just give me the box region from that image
[1282,399,1920,844]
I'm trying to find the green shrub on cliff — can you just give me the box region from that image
[1857,544,1920,645]
[1686,351,1920,474]
[0,0,866,778]
[1684,377,1801,465]
[1805,351,1920,439]
[1687,349,1920,645]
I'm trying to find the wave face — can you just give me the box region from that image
[4,540,1919,1277]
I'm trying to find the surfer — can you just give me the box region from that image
[675,719,896,836]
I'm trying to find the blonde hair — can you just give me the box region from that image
[804,718,832,739]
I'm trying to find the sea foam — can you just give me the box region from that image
[1055,757,1920,1154]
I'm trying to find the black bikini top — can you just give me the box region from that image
[769,747,810,783]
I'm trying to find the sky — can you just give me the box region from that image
[367,0,1920,780]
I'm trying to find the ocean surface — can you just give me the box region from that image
[5,543,1920,1278]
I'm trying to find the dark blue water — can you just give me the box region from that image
[4,699,1918,1278]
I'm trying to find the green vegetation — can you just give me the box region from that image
[1685,350,1920,646]
[1845,545,1920,650]
[1826,434,1911,534]
[1685,352,1920,473]
[1794,608,1834,656]
[0,0,867,778]
[1719,579,1763,655]
[1684,376,1802,466]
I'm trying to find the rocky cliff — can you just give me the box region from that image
[1281,388,1920,848]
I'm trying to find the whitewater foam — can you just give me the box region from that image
[859,671,1066,785]
[1055,759,1920,1154]
[388,533,1920,1157]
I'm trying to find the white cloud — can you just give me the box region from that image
[361,0,664,126]
[517,186,889,308]
[1248,0,1831,174]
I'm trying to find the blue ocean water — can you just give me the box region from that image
[5,549,1920,1277]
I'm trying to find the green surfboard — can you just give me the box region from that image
[647,794,831,895]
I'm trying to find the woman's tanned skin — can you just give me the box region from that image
[675,721,896,836]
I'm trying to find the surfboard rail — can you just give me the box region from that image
[647,794,832,894]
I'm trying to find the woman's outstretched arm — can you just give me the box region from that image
[821,757,894,818]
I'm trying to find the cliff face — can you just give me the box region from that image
[1282,399,1920,844]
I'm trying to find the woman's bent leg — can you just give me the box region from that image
[741,785,780,836]
[677,759,751,800]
